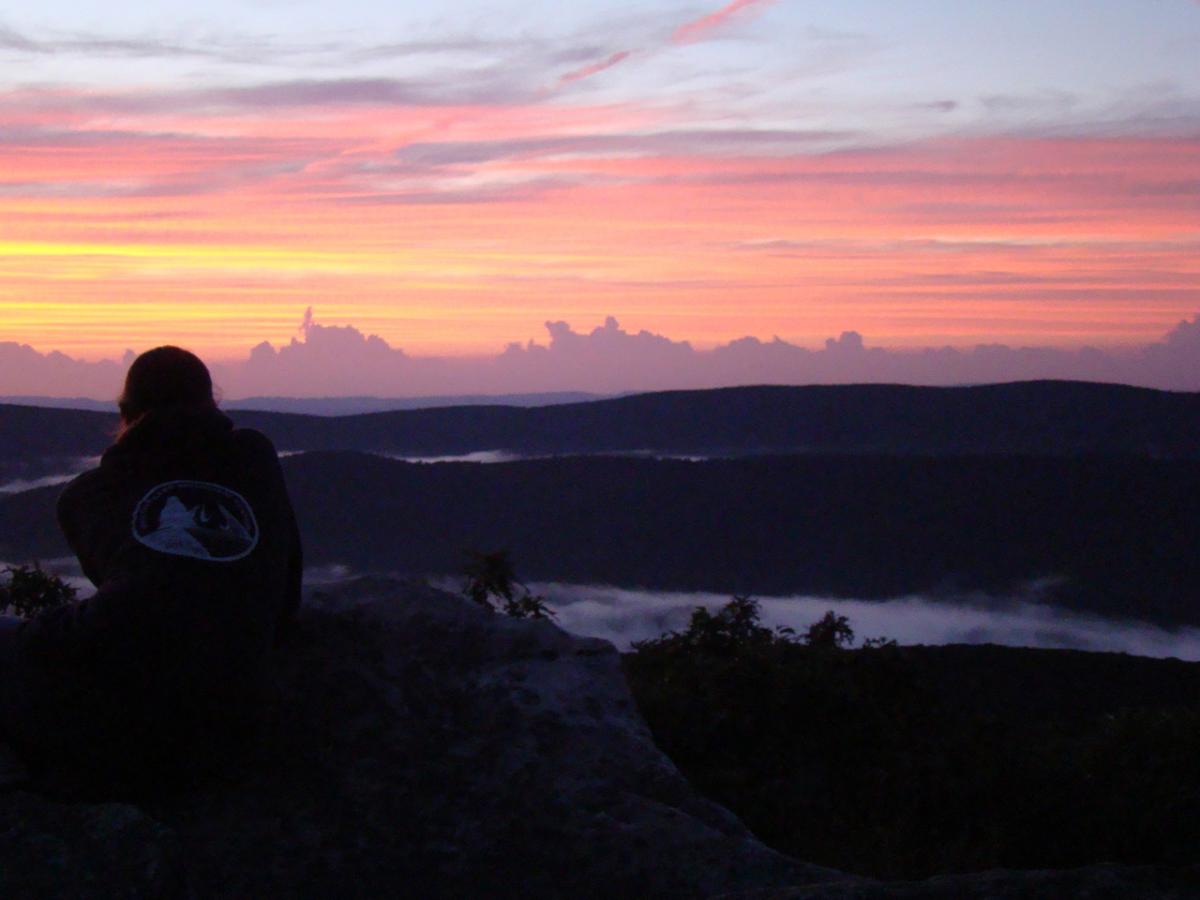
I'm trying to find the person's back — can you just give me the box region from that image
[1,347,302,796]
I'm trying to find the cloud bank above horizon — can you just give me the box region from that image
[3,309,1199,399]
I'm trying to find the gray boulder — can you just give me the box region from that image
[1,577,837,898]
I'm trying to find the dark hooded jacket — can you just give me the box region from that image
[3,406,301,792]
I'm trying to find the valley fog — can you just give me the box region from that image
[0,457,99,494]
[451,578,1200,660]
[11,559,1199,661]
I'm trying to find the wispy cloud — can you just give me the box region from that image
[0,19,543,69]
[394,127,855,167]
[0,19,322,64]
[557,50,634,87]
[551,0,781,88]
[0,17,636,98]
[208,77,462,108]
[672,0,778,45]
[0,24,40,53]
[915,100,959,113]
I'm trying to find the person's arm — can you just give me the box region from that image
[280,496,303,637]
[0,613,25,663]
[55,470,107,588]
[235,429,303,641]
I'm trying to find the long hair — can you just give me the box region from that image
[117,346,217,438]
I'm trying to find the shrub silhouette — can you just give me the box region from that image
[649,595,777,654]
[633,598,877,655]
[461,549,554,620]
[0,564,75,618]
[625,598,1200,879]
[803,610,854,649]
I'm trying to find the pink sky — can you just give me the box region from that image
[1,1,1198,391]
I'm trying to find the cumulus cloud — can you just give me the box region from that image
[231,313,697,395]
[1141,314,1200,384]
[238,308,416,396]
[221,310,1200,395]
[6,311,1200,400]
[0,342,129,398]
[490,316,695,393]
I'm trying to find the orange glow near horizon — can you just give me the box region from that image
[2,88,1198,361]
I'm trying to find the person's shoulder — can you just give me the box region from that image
[61,459,110,494]
[231,428,283,465]
[232,427,278,451]
[55,463,109,517]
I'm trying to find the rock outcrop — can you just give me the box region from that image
[3,578,1198,899]
[1,578,836,898]
[722,865,1200,899]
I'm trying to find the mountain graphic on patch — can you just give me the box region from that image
[132,480,259,561]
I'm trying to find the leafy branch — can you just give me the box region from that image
[462,549,555,620]
[0,563,76,618]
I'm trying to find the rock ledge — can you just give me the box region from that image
[1,578,833,899]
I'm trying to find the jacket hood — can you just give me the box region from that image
[103,406,234,465]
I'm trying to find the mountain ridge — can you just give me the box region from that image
[5,450,1198,627]
[3,381,1200,482]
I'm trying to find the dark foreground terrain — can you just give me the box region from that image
[624,602,1200,882]
[4,580,1198,898]
[2,579,830,899]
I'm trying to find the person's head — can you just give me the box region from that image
[118,346,216,436]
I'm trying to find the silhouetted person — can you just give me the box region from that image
[0,346,302,796]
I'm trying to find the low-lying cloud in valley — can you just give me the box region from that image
[534,583,1200,660]
[0,457,99,494]
[7,558,1198,661]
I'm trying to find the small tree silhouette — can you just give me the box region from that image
[676,595,776,652]
[632,598,893,657]
[803,610,855,649]
[0,564,76,618]
[462,549,554,620]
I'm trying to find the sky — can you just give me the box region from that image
[1,0,1199,394]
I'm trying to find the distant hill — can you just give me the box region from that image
[0,392,604,416]
[5,451,1199,626]
[0,397,117,413]
[4,382,1200,485]
[219,380,1200,459]
[0,404,114,484]
[222,392,604,415]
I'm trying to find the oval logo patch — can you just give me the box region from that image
[132,480,259,561]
